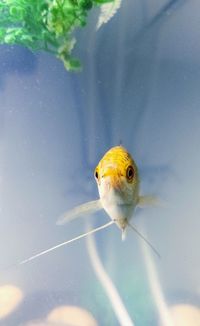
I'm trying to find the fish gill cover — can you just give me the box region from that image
[0,0,120,71]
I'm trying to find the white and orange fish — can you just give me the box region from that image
[18,146,159,265]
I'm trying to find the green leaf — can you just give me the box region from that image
[64,57,82,71]
[78,0,93,10]
[0,0,116,71]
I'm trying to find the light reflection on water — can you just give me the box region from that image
[0,0,200,325]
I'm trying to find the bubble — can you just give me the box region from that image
[0,284,23,319]
[47,305,97,326]
[169,304,200,326]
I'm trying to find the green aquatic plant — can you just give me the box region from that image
[0,0,115,71]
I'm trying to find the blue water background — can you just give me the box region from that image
[0,0,200,325]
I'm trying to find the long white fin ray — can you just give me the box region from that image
[57,199,102,226]
[127,222,160,259]
[17,220,114,266]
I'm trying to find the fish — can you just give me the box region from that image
[17,146,159,266]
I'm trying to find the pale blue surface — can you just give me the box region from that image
[0,0,200,325]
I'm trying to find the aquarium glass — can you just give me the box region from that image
[0,0,200,325]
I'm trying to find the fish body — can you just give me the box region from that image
[58,145,155,236]
[94,146,139,231]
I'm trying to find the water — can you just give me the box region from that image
[0,0,200,325]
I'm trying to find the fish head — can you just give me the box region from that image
[94,146,139,229]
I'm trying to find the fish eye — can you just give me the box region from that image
[94,170,99,180]
[126,165,134,181]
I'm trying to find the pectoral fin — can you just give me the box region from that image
[56,199,102,226]
[138,195,159,208]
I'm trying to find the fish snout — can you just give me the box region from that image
[101,170,123,191]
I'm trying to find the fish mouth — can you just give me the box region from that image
[100,168,123,189]
[109,175,123,190]
[101,175,124,193]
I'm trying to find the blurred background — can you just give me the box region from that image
[0,0,200,325]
